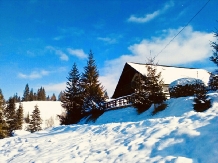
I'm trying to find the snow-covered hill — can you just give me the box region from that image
[1,94,218,163]
[15,101,64,129]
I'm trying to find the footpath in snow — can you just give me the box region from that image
[1,94,218,163]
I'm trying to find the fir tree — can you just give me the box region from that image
[133,57,166,112]
[27,105,42,133]
[146,59,166,107]
[209,29,218,66]
[209,29,218,90]
[29,89,34,101]
[132,74,152,113]
[24,112,30,123]
[50,93,57,101]
[81,50,106,113]
[22,84,30,101]
[59,63,83,124]
[4,97,17,136]
[37,87,46,101]
[16,103,24,130]
[193,81,211,112]
[0,89,8,138]
[58,91,64,101]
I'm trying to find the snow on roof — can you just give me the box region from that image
[169,78,204,89]
[127,62,210,85]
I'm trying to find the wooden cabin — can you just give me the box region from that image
[112,62,210,99]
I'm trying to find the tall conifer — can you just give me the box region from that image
[22,84,30,101]
[81,50,106,113]
[4,97,16,136]
[27,105,42,133]
[60,63,83,124]
[0,89,8,138]
[16,103,24,130]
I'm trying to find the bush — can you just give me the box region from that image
[193,82,211,112]
[169,78,205,98]
[152,103,168,115]
[208,70,218,91]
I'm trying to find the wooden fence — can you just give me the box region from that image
[104,94,134,110]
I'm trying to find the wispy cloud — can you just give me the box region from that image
[97,37,118,44]
[46,46,69,61]
[43,82,66,95]
[100,26,214,97]
[18,70,50,79]
[127,1,174,23]
[67,48,88,59]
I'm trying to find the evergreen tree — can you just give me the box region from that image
[146,59,166,107]
[4,97,16,136]
[209,29,218,66]
[81,50,106,113]
[133,57,166,112]
[22,84,30,101]
[16,103,24,130]
[193,81,211,112]
[24,112,30,123]
[50,93,57,101]
[209,29,218,90]
[58,91,64,101]
[13,93,21,103]
[29,89,34,101]
[59,63,83,124]
[27,105,42,133]
[0,89,8,138]
[37,87,46,101]
[132,74,152,113]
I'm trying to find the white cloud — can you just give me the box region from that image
[18,70,50,79]
[97,37,117,44]
[100,26,215,98]
[67,48,87,59]
[128,11,160,23]
[46,46,69,61]
[43,82,66,95]
[128,1,174,23]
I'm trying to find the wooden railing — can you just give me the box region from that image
[104,94,134,110]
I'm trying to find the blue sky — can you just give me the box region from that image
[0,0,217,99]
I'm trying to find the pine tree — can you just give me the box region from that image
[0,89,8,138]
[209,29,218,90]
[37,87,46,101]
[146,60,166,107]
[4,97,17,136]
[193,81,211,112]
[81,50,106,113]
[133,57,166,112]
[29,89,34,101]
[209,29,218,66]
[24,112,30,123]
[22,84,30,101]
[58,91,64,101]
[27,105,42,133]
[132,74,152,113]
[59,63,83,124]
[50,93,57,101]
[16,103,24,130]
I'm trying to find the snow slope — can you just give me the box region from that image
[1,94,218,163]
[15,101,64,129]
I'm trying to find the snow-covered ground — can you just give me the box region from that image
[15,101,64,129]
[1,94,218,163]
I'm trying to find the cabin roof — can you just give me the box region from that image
[127,62,210,85]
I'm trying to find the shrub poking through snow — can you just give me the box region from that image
[193,81,211,112]
[169,78,205,98]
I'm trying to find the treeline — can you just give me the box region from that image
[13,84,59,102]
[0,91,43,138]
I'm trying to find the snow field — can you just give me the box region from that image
[0,94,218,162]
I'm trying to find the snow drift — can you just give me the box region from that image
[1,94,218,163]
